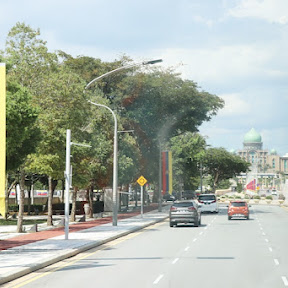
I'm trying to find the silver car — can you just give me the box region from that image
[169,200,201,227]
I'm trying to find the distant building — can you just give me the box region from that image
[237,128,288,174]
[236,128,288,191]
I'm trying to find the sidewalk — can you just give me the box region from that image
[0,204,169,285]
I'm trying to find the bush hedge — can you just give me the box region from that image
[8,204,44,213]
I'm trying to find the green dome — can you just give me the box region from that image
[244,128,262,143]
[270,149,277,155]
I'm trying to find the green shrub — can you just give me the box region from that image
[266,195,273,200]
[253,195,260,200]
[279,194,285,200]
[8,204,44,213]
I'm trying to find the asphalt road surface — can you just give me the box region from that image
[4,205,288,288]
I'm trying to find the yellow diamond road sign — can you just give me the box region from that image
[137,176,147,186]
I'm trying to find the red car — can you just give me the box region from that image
[228,201,250,220]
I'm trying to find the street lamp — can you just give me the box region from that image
[85,59,162,90]
[86,59,162,226]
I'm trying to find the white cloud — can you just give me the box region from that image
[229,0,288,24]
[217,93,251,116]
[192,15,214,27]
[158,44,273,86]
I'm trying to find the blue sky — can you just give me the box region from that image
[1,0,288,155]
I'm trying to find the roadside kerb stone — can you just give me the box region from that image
[0,210,169,285]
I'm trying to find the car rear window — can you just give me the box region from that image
[198,195,216,201]
[231,202,246,207]
[172,202,194,207]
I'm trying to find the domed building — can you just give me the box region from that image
[243,128,263,150]
[237,128,288,191]
[238,128,288,174]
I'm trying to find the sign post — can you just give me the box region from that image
[137,176,147,218]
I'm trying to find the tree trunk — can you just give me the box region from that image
[89,185,93,218]
[5,177,16,219]
[70,187,78,222]
[16,170,25,233]
[27,186,31,215]
[213,172,220,193]
[47,176,53,226]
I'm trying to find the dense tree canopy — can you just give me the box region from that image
[6,82,40,171]
[3,22,229,213]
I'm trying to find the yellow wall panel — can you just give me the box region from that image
[0,63,6,216]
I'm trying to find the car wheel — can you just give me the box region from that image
[169,222,174,227]
[246,215,249,220]
[228,216,232,220]
[194,218,199,227]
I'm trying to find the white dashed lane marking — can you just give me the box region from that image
[153,274,164,285]
[282,276,288,286]
[274,259,279,266]
[172,258,179,264]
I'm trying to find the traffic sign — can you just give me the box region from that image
[137,176,147,186]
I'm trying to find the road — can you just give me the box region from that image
[4,204,288,288]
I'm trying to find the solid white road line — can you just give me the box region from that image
[282,276,288,286]
[153,274,164,285]
[172,258,179,264]
[274,259,280,266]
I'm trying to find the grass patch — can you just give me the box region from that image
[0,219,46,226]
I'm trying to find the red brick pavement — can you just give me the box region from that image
[0,204,159,251]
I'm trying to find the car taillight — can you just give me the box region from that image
[188,206,196,211]
[211,200,216,203]
[198,200,204,203]
[170,206,177,211]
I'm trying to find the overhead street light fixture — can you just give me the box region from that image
[85,59,163,90]
[142,59,163,65]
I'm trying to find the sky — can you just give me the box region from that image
[1,0,288,155]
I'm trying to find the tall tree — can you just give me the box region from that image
[202,147,250,192]
[115,70,224,188]
[4,23,90,225]
[6,82,40,225]
[169,132,207,191]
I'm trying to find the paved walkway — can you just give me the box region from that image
[0,205,169,285]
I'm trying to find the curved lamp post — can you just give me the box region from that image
[86,59,162,226]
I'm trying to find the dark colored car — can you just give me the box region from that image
[163,193,176,202]
[228,200,250,220]
[169,200,201,227]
